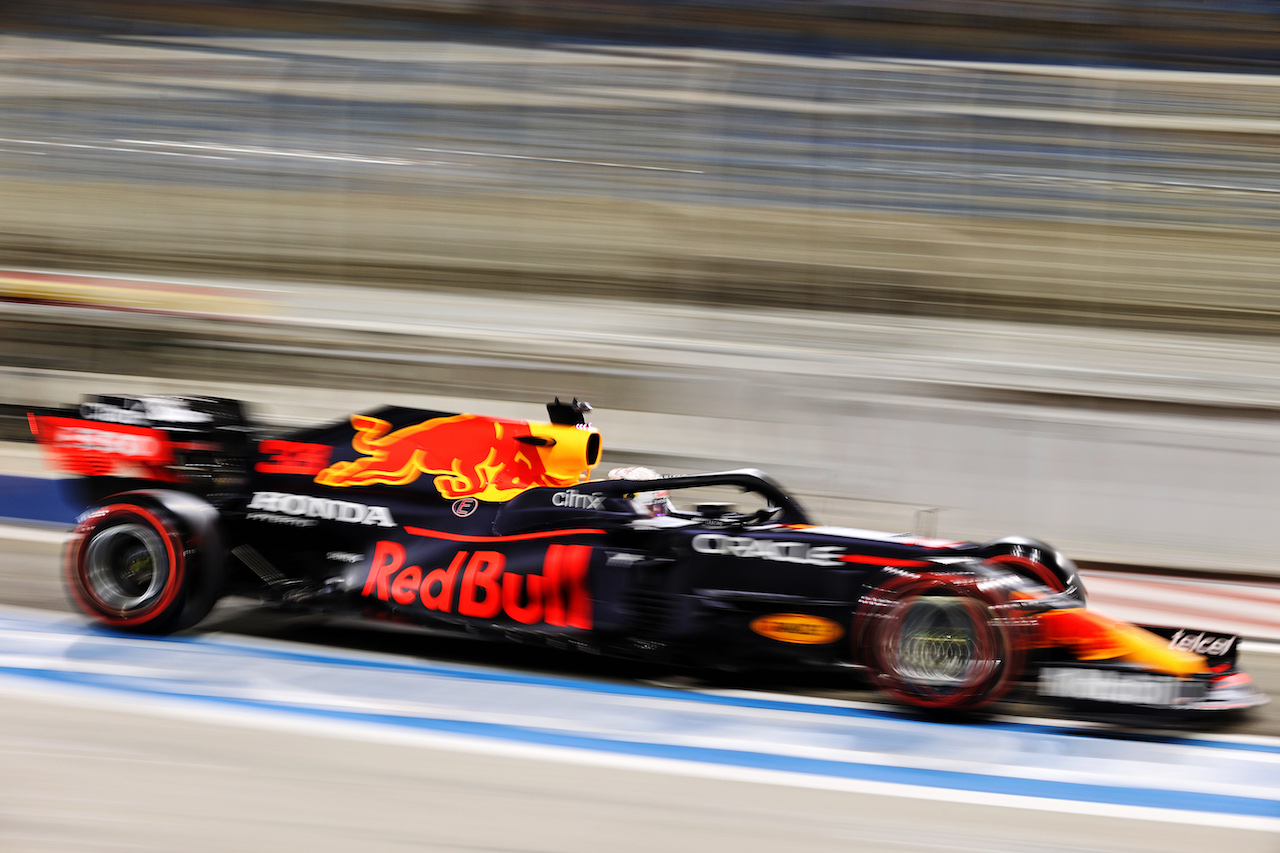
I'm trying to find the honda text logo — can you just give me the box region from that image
[246,492,395,528]
[692,534,844,566]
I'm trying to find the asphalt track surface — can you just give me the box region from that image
[1,530,1278,851]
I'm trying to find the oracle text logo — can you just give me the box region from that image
[692,534,844,566]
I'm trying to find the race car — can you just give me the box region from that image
[28,394,1266,718]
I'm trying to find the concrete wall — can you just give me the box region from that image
[5,290,1278,576]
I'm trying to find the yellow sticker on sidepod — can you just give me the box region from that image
[750,613,844,645]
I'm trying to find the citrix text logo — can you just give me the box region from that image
[692,534,844,566]
[362,542,592,629]
[246,492,395,527]
[552,491,605,510]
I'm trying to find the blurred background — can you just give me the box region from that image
[3,7,1280,853]
[3,0,1280,573]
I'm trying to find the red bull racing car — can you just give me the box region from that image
[28,395,1266,718]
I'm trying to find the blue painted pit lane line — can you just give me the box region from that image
[2,662,1278,823]
[0,474,78,526]
[5,606,1280,757]
[1,606,1278,829]
[109,629,1280,756]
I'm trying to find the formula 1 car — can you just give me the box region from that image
[28,395,1266,718]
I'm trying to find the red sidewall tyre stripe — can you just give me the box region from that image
[66,503,185,627]
[985,554,1067,593]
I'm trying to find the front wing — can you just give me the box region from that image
[1027,607,1266,713]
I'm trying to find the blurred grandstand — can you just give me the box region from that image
[1,2,1278,333]
[8,1,1280,67]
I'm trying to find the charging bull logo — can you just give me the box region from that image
[314,413,601,502]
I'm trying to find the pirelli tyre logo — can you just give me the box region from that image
[246,492,396,528]
[692,534,844,566]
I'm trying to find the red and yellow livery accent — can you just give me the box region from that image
[31,415,175,480]
[315,413,601,502]
[1036,608,1207,677]
[362,541,594,629]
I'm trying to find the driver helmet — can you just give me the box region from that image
[607,466,671,516]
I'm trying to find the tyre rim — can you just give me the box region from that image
[83,523,168,612]
[893,596,984,688]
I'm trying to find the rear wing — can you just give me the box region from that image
[28,394,254,486]
[29,412,177,480]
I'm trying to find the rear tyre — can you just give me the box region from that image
[66,496,220,634]
[857,573,1029,711]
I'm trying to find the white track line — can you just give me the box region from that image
[0,137,231,160]
[0,523,72,544]
[119,138,415,165]
[0,675,1276,833]
[1088,574,1280,607]
[416,145,703,173]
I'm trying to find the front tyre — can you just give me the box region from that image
[857,574,1029,712]
[66,497,218,634]
[982,538,1086,605]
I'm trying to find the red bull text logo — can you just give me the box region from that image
[315,413,600,502]
[362,542,592,629]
